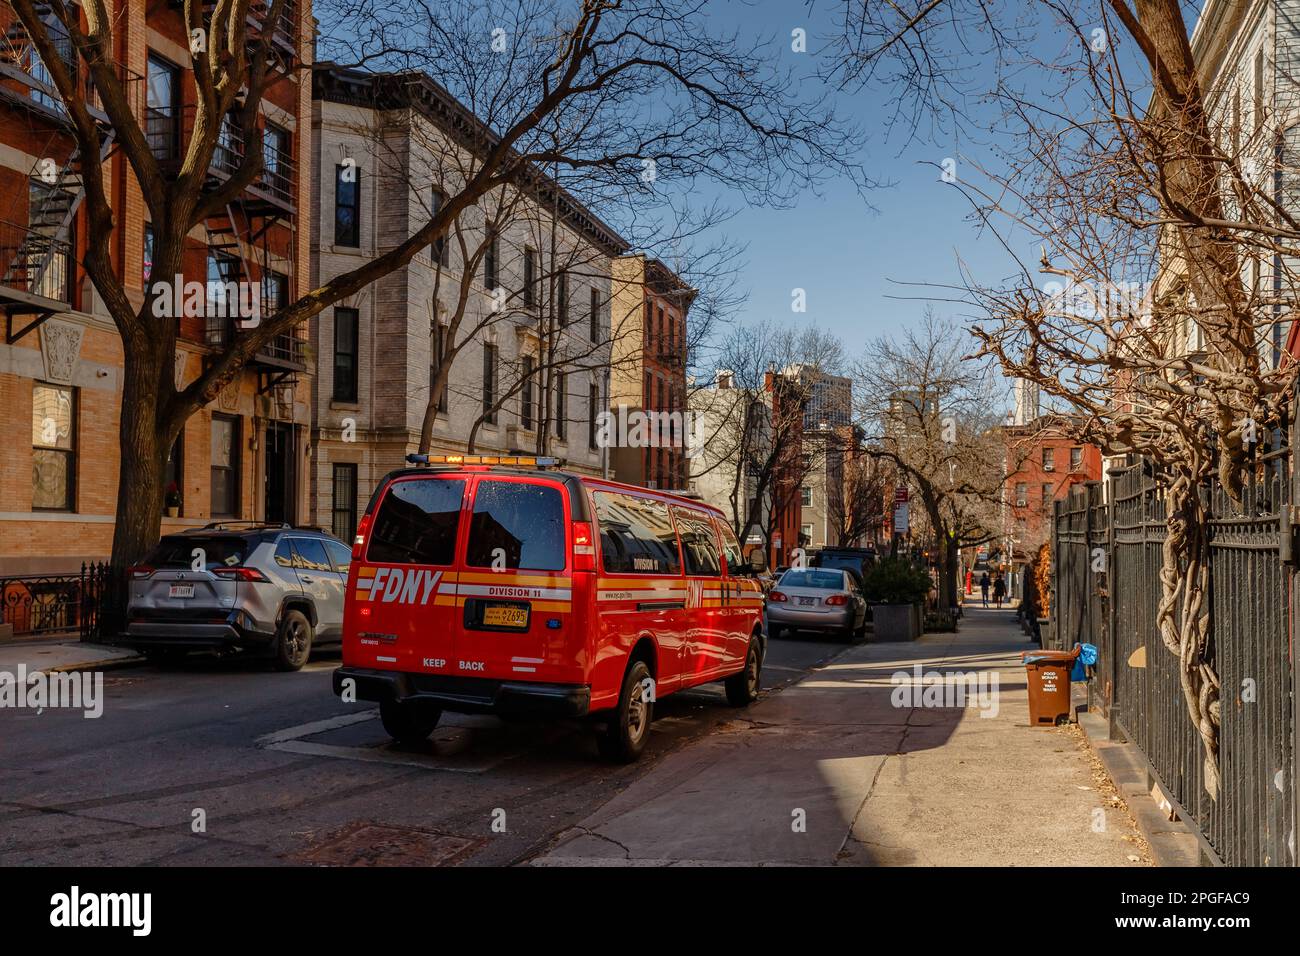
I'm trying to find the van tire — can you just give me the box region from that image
[273,610,313,672]
[380,699,442,744]
[725,639,761,707]
[598,660,654,762]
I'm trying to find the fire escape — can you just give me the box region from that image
[156,0,304,398]
[0,3,137,342]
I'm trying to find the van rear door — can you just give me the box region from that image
[459,476,572,681]
[347,474,466,673]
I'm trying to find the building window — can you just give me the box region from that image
[523,248,537,308]
[1041,482,1053,507]
[483,231,499,290]
[1254,47,1265,134]
[334,163,360,247]
[589,287,600,341]
[32,383,76,511]
[521,355,536,430]
[589,382,600,450]
[146,54,180,161]
[162,433,183,515]
[557,270,568,324]
[1070,447,1083,470]
[1041,447,1055,470]
[1014,482,1027,507]
[262,123,290,200]
[429,320,448,413]
[800,485,812,507]
[332,463,358,542]
[143,223,154,285]
[554,372,567,440]
[429,189,447,266]
[333,307,358,402]
[482,343,497,425]
[210,413,240,517]
[261,269,288,315]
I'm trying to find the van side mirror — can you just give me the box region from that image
[749,550,767,573]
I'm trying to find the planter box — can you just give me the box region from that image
[872,603,920,642]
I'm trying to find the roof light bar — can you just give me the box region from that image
[405,453,561,468]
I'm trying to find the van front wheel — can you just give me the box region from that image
[598,660,654,762]
[724,639,761,706]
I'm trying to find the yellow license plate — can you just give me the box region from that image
[483,605,529,628]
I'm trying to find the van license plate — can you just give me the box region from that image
[483,605,529,629]
[169,584,195,599]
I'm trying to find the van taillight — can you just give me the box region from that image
[352,512,373,560]
[572,521,595,571]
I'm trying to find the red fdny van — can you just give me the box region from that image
[332,455,767,760]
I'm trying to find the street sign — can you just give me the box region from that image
[893,502,909,533]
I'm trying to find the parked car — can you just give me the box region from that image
[124,522,353,670]
[765,567,868,641]
[810,546,877,583]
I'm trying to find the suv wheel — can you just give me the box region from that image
[380,699,442,744]
[273,610,313,672]
[725,638,762,707]
[598,660,653,762]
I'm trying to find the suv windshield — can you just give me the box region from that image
[780,569,844,590]
[144,535,249,568]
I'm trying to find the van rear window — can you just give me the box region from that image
[594,491,681,575]
[368,478,465,565]
[466,480,566,570]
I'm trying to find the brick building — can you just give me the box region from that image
[0,2,313,574]
[608,253,693,489]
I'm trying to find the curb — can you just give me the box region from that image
[1074,701,1201,866]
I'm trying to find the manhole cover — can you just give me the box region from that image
[294,821,481,867]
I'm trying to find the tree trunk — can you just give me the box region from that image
[109,346,170,571]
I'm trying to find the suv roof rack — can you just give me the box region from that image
[200,521,292,531]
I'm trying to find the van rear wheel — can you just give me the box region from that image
[598,660,653,762]
[380,699,442,744]
[725,638,762,707]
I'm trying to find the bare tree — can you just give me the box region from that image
[9,0,868,573]
[826,436,887,547]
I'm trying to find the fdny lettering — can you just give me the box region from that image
[487,586,541,598]
[368,568,441,604]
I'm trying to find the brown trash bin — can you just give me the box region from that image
[1022,647,1080,727]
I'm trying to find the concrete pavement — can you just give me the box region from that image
[530,606,1152,866]
[0,638,141,675]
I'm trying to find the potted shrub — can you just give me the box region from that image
[165,481,182,518]
[862,557,932,641]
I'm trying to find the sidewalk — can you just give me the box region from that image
[530,606,1151,866]
[0,637,140,675]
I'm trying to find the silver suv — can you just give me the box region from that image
[124,523,352,671]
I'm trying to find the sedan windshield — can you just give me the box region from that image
[779,569,843,590]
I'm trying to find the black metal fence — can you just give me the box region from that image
[1052,455,1296,866]
[0,563,117,640]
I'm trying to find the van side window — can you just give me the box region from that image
[674,508,721,576]
[368,478,465,565]
[716,521,744,575]
[466,480,566,571]
[593,491,681,575]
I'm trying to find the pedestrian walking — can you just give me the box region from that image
[979,571,990,607]
[993,574,1006,608]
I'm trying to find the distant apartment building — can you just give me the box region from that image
[310,66,627,542]
[608,254,693,489]
[688,370,770,559]
[798,371,853,549]
[1002,416,1103,565]
[0,2,313,574]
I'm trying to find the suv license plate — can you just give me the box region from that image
[483,605,528,628]
[169,584,195,599]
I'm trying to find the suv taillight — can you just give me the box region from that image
[572,521,595,572]
[212,567,269,583]
[128,565,155,579]
[352,512,373,561]
[768,590,788,603]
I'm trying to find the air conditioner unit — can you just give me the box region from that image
[1015,499,1028,507]
[1043,463,1055,472]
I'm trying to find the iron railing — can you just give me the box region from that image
[1052,451,1296,866]
[147,105,296,208]
[0,564,118,639]
[0,216,71,302]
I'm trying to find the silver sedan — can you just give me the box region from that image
[765,568,867,641]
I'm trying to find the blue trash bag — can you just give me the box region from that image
[1071,643,1097,681]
